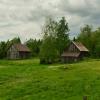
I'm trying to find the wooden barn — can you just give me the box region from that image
[61,41,89,63]
[7,43,31,59]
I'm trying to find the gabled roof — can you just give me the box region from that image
[61,52,80,57]
[72,41,89,52]
[13,43,31,52]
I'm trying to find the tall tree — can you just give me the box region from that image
[77,24,93,55]
[56,17,70,55]
[40,17,70,64]
[77,25,100,57]
[0,41,7,59]
[26,39,42,57]
[40,36,58,64]
[11,37,21,44]
[42,17,58,38]
[40,18,58,64]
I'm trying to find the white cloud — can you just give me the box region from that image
[0,0,100,42]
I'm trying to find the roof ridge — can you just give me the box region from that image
[72,41,89,52]
[13,43,31,52]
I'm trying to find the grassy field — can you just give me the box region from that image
[0,59,100,100]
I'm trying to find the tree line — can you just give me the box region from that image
[0,17,100,63]
[0,37,21,59]
[0,37,42,59]
[77,25,100,58]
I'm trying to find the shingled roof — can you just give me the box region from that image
[13,44,31,52]
[72,41,89,52]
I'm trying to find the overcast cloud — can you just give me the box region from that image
[0,0,100,42]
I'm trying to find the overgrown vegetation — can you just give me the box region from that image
[39,17,70,64]
[0,59,100,100]
[77,25,100,58]
[26,39,42,57]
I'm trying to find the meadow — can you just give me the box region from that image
[0,59,100,100]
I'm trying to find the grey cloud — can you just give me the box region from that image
[0,0,100,42]
[58,0,100,33]
[59,0,96,17]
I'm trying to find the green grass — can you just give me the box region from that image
[0,59,100,100]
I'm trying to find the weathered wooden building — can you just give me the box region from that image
[7,43,31,59]
[61,41,89,63]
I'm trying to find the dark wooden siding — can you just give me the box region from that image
[61,42,89,63]
[68,43,79,52]
[7,45,31,59]
[7,45,19,59]
[61,56,79,63]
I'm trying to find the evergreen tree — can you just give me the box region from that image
[0,41,7,59]
[40,17,70,64]
[56,17,70,55]
[26,39,42,57]
[40,36,58,64]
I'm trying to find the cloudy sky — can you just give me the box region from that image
[0,0,100,42]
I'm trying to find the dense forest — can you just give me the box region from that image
[0,17,100,63]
